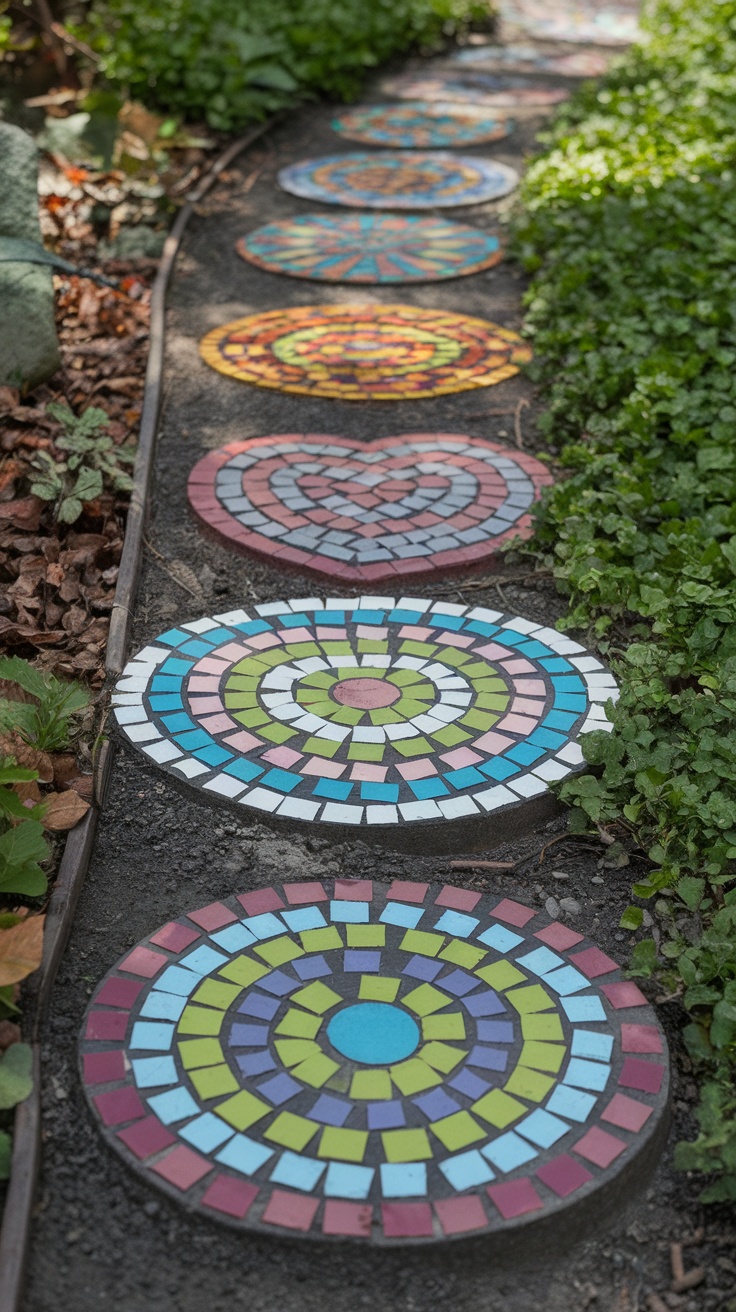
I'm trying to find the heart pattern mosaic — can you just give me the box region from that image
[187,434,552,582]
[277,153,519,210]
[236,215,504,284]
[80,879,668,1243]
[199,305,531,400]
[331,103,514,149]
[112,597,617,841]
[381,75,569,108]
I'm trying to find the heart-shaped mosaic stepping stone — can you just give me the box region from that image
[199,305,531,400]
[112,598,617,849]
[187,434,552,582]
[236,215,504,284]
[381,75,569,108]
[331,103,514,149]
[278,153,518,209]
[80,879,668,1244]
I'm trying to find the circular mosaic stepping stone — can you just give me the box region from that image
[187,434,552,582]
[331,103,513,149]
[112,597,617,849]
[499,0,641,44]
[199,305,531,401]
[80,879,669,1244]
[381,75,569,108]
[236,215,504,284]
[277,153,518,210]
[452,44,610,77]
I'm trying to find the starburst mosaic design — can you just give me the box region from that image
[199,305,531,400]
[112,598,617,838]
[187,433,552,581]
[236,215,503,284]
[331,103,513,149]
[277,152,518,210]
[80,880,669,1242]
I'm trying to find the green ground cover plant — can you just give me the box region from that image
[514,0,736,1200]
[83,0,487,130]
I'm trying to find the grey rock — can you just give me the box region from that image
[0,121,60,388]
[545,895,560,918]
[559,896,582,917]
[550,869,570,881]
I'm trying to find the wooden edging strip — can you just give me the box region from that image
[0,116,279,1312]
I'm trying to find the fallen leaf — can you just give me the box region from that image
[42,790,90,831]
[0,916,45,986]
[51,753,78,786]
[0,1021,21,1052]
[0,735,54,782]
[0,499,43,531]
[60,775,94,801]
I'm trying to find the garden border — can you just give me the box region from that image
[0,115,279,1312]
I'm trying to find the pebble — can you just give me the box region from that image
[545,896,560,918]
[591,876,605,885]
[559,897,581,916]
[550,870,570,881]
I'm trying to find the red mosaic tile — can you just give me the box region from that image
[387,880,429,903]
[117,1115,177,1160]
[601,981,649,1009]
[434,886,482,912]
[93,1086,146,1127]
[322,1201,373,1237]
[85,1010,129,1041]
[434,1195,487,1235]
[262,1189,320,1231]
[149,922,202,952]
[95,977,144,1010]
[237,888,286,916]
[334,879,373,901]
[186,902,238,931]
[284,881,328,903]
[568,947,619,978]
[382,1202,434,1238]
[535,1154,593,1198]
[83,1050,126,1085]
[490,898,536,928]
[487,1178,544,1219]
[620,1024,664,1054]
[618,1057,665,1095]
[573,1127,627,1169]
[118,946,168,978]
[201,1174,259,1219]
[601,1093,654,1134]
[151,1145,214,1191]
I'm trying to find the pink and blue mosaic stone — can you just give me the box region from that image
[331,103,514,149]
[186,433,551,582]
[381,74,569,109]
[277,153,519,210]
[80,880,669,1242]
[111,598,618,839]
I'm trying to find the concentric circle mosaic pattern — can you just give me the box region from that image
[199,306,531,400]
[187,434,552,582]
[381,75,569,108]
[331,103,513,149]
[452,44,611,77]
[80,880,668,1243]
[237,215,503,285]
[112,598,618,832]
[277,153,519,210]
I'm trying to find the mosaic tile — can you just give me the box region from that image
[381,73,569,107]
[332,102,514,149]
[451,42,611,77]
[80,880,668,1244]
[498,0,642,45]
[113,599,616,841]
[237,214,505,284]
[198,306,532,401]
[278,152,518,210]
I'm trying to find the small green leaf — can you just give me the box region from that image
[0,1042,33,1110]
[620,905,643,930]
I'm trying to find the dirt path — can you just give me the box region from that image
[22,31,734,1312]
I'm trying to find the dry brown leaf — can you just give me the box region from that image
[42,790,90,831]
[51,753,78,786]
[0,1020,21,1051]
[0,915,45,986]
[0,498,42,531]
[0,735,54,782]
[60,775,94,801]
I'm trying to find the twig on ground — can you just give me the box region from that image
[671,1269,705,1294]
[646,1295,669,1312]
[514,396,530,448]
[670,1243,685,1285]
[450,860,518,871]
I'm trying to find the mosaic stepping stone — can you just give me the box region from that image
[199,305,531,401]
[236,215,504,284]
[112,597,617,848]
[80,879,669,1244]
[499,0,642,44]
[331,103,514,149]
[452,44,611,77]
[277,153,518,210]
[381,75,569,108]
[187,434,552,582]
